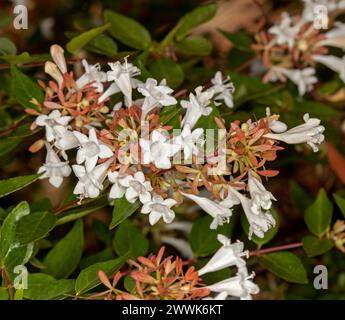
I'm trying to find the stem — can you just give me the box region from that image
[249,242,303,257]
[1,268,14,300]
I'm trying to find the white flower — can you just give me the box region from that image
[38,143,71,188]
[141,194,177,225]
[312,54,345,82]
[248,171,276,213]
[317,22,345,49]
[137,78,177,120]
[181,192,233,229]
[268,12,302,49]
[50,44,67,74]
[139,130,180,169]
[53,126,79,151]
[209,71,235,108]
[44,61,63,87]
[207,269,259,300]
[108,171,129,200]
[198,235,248,276]
[76,60,107,92]
[160,236,193,259]
[99,60,141,106]
[172,125,204,160]
[230,188,276,239]
[265,108,288,133]
[73,128,113,172]
[35,110,72,142]
[302,0,345,22]
[271,67,317,95]
[72,159,112,199]
[181,86,214,129]
[119,171,153,204]
[264,113,325,152]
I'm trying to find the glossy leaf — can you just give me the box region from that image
[0,174,40,198]
[109,197,140,230]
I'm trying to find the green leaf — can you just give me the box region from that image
[289,180,313,213]
[92,219,113,245]
[11,65,44,109]
[293,99,339,121]
[104,10,151,50]
[24,273,75,300]
[241,208,280,245]
[304,189,333,237]
[302,235,334,257]
[66,24,110,54]
[149,58,184,89]
[80,248,115,269]
[159,105,181,128]
[258,252,308,284]
[175,4,217,41]
[75,256,128,295]
[175,36,212,56]
[0,37,17,55]
[43,220,84,279]
[1,52,32,64]
[113,220,148,259]
[109,197,140,230]
[0,174,40,198]
[221,31,254,52]
[85,34,118,57]
[0,202,30,262]
[333,194,345,218]
[15,211,56,245]
[0,287,8,300]
[189,216,233,257]
[0,137,21,157]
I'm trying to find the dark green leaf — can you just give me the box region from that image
[43,220,84,279]
[289,180,313,213]
[175,36,212,56]
[304,189,333,237]
[302,235,334,257]
[0,137,21,157]
[149,58,184,89]
[159,105,181,128]
[109,197,140,230]
[221,31,254,52]
[80,248,115,269]
[334,194,345,218]
[85,34,118,57]
[0,174,40,198]
[258,252,308,284]
[0,37,16,55]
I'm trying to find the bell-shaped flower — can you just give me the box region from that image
[76,60,107,92]
[312,54,345,82]
[181,86,214,129]
[120,171,153,204]
[181,192,233,229]
[137,78,177,120]
[271,67,317,95]
[54,126,79,151]
[108,171,129,200]
[198,235,248,276]
[37,143,71,188]
[209,71,235,108]
[264,113,325,152]
[35,110,72,142]
[141,194,177,225]
[73,128,113,172]
[248,171,276,213]
[72,159,112,199]
[139,130,180,169]
[100,61,141,106]
[172,125,204,160]
[230,188,276,239]
[206,269,259,300]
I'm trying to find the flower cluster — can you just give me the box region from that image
[28,44,324,241]
[252,0,345,95]
[95,235,258,300]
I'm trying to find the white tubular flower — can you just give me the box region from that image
[72,159,112,199]
[76,60,107,92]
[317,22,345,49]
[203,292,228,300]
[137,78,177,120]
[35,110,72,142]
[207,269,259,300]
[73,128,113,172]
[139,130,180,169]
[248,171,276,213]
[38,143,71,188]
[264,113,325,152]
[181,86,214,129]
[160,236,194,259]
[172,125,204,160]
[50,44,67,74]
[268,12,302,49]
[181,192,233,229]
[108,171,129,200]
[100,61,141,106]
[44,61,64,87]
[54,126,79,151]
[209,71,235,108]
[271,67,317,95]
[141,194,177,225]
[120,171,153,204]
[312,54,345,82]
[198,235,248,276]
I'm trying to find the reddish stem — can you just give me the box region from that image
[249,242,303,257]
